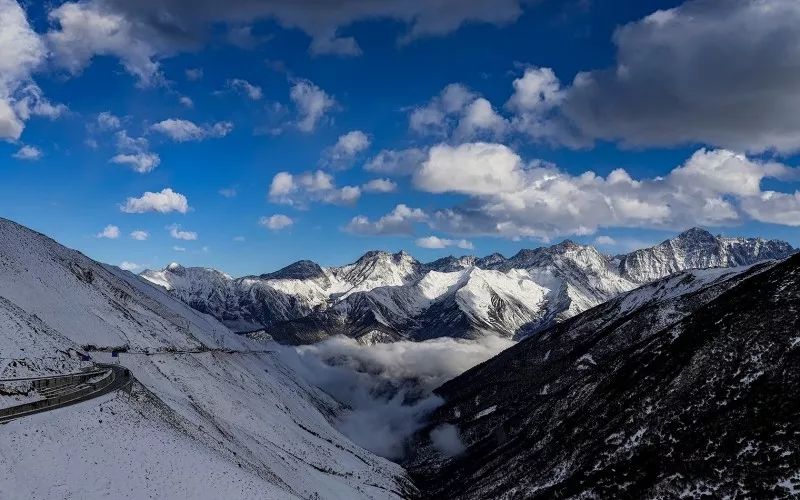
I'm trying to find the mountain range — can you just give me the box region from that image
[141,228,795,344]
[406,252,800,498]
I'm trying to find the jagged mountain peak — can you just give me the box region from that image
[618,227,795,283]
[259,260,325,281]
[675,226,716,240]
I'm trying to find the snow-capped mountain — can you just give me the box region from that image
[407,255,800,497]
[0,218,411,499]
[617,227,795,283]
[142,228,795,344]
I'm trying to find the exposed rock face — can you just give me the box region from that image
[618,227,795,283]
[141,228,795,344]
[406,255,800,498]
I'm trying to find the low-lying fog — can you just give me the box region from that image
[282,335,514,460]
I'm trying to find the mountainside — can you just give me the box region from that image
[618,227,795,283]
[0,218,411,499]
[142,228,795,344]
[406,255,800,498]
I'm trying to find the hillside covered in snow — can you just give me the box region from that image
[0,218,412,499]
[141,228,795,344]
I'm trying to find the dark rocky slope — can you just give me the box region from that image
[408,255,800,498]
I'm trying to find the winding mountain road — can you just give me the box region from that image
[0,364,131,424]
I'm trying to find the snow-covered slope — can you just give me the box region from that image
[0,218,411,499]
[142,228,795,344]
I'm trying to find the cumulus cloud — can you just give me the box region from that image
[12,145,42,160]
[151,118,233,142]
[414,142,524,195]
[268,170,360,207]
[0,0,57,141]
[259,214,294,230]
[218,187,237,198]
[119,261,141,271]
[506,0,800,153]
[410,83,507,140]
[287,334,513,459]
[362,178,397,193]
[290,79,336,132]
[345,204,427,236]
[415,236,474,250]
[168,224,197,240]
[227,78,262,100]
[173,245,186,252]
[110,152,160,173]
[95,111,121,131]
[364,147,427,176]
[96,224,120,239]
[322,130,370,169]
[130,230,149,240]
[178,96,193,108]
[109,129,160,173]
[423,146,800,239]
[46,1,169,86]
[120,188,190,214]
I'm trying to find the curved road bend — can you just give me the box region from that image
[0,364,132,424]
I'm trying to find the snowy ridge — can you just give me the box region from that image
[0,218,411,498]
[141,228,795,344]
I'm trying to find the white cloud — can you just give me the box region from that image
[290,79,336,132]
[362,178,397,193]
[13,84,68,121]
[119,261,141,271]
[168,224,198,240]
[425,146,800,239]
[173,246,186,252]
[227,78,262,100]
[415,236,473,250]
[109,129,160,173]
[410,83,506,140]
[414,142,524,195]
[46,1,167,86]
[179,96,193,108]
[268,170,360,207]
[323,130,370,168]
[96,111,121,130]
[291,334,514,459]
[130,230,149,241]
[121,188,190,214]
[0,0,50,141]
[151,118,233,142]
[233,235,246,242]
[218,187,237,198]
[505,66,566,143]
[96,224,120,239]
[739,191,800,226]
[364,148,427,176]
[344,204,427,235]
[259,214,294,231]
[12,145,42,160]
[110,153,160,173]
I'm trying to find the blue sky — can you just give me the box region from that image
[2,0,800,276]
